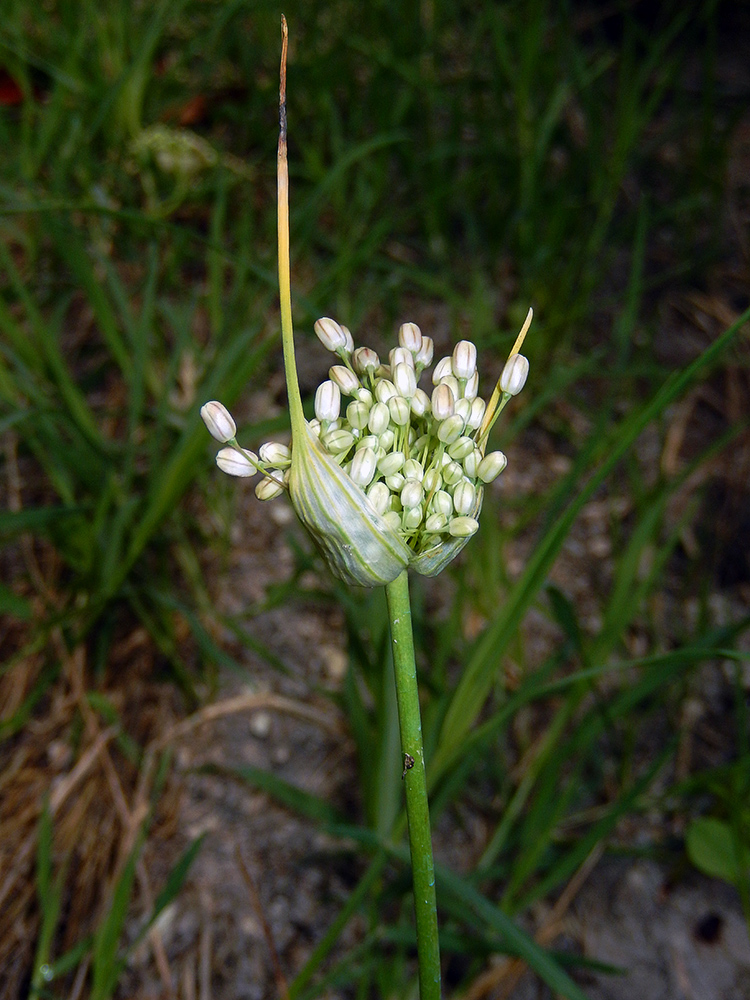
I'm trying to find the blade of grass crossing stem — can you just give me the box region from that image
[91,825,147,1000]
[434,307,750,780]
[31,801,67,995]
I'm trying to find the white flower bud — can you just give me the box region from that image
[453,480,476,515]
[356,434,379,451]
[432,490,453,516]
[477,451,508,483]
[467,396,486,429]
[314,317,348,353]
[315,380,341,422]
[201,401,236,443]
[415,336,433,369]
[423,468,442,492]
[379,428,396,450]
[255,475,285,500]
[352,346,380,375]
[442,460,464,485]
[329,365,360,395]
[322,427,355,454]
[402,505,423,530]
[463,371,479,399]
[500,354,529,396]
[455,397,472,422]
[431,383,455,420]
[393,363,417,398]
[378,451,404,475]
[375,379,397,404]
[448,436,474,460]
[390,347,415,370]
[463,447,482,479]
[385,472,405,492]
[355,386,374,406]
[410,388,430,417]
[388,396,411,427]
[398,322,423,353]
[350,447,377,487]
[367,481,390,515]
[308,419,321,438]
[259,441,292,466]
[401,480,424,509]
[403,459,424,481]
[346,400,371,430]
[425,512,448,533]
[432,356,453,384]
[340,325,355,354]
[448,515,479,537]
[452,340,477,380]
[437,414,465,444]
[216,447,258,477]
[439,375,460,400]
[368,401,390,435]
[383,511,402,531]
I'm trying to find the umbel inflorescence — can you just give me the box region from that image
[202,311,530,586]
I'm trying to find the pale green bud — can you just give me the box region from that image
[352,346,380,375]
[350,447,377,487]
[383,511,402,531]
[393,362,417,398]
[432,357,453,383]
[414,336,434,370]
[216,446,258,477]
[398,322,423,353]
[500,354,529,396]
[388,396,411,427]
[259,441,291,466]
[448,515,479,537]
[431,490,453,516]
[375,379,397,404]
[347,400,370,430]
[411,388,430,417]
[385,472,405,492]
[322,427,355,454]
[423,468,442,493]
[368,401,390,435]
[463,447,482,478]
[256,475,285,500]
[467,396,486,429]
[401,480,424,509]
[390,347,415,370]
[452,340,477,380]
[437,414,465,444]
[379,450,405,476]
[431,383,455,420]
[477,451,508,483]
[355,386,374,406]
[439,375,460,400]
[379,429,396,451]
[455,397,472,423]
[425,512,448,533]
[448,435,474,460]
[201,401,237,443]
[442,460,464,485]
[453,480,476,515]
[356,434,379,451]
[403,459,424,481]
[315,380,341,422]
[402,504,423,530]
[464,371,479,400]
[367,480,390,515]
[314,317,348,353]
[329,365,360,395]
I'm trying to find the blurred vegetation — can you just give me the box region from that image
[1,1,749,997]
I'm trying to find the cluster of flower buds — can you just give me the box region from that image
[202,313,530,585]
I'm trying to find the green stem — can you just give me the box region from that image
[385,570,441,1000]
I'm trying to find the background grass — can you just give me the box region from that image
[1,1,749,997]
